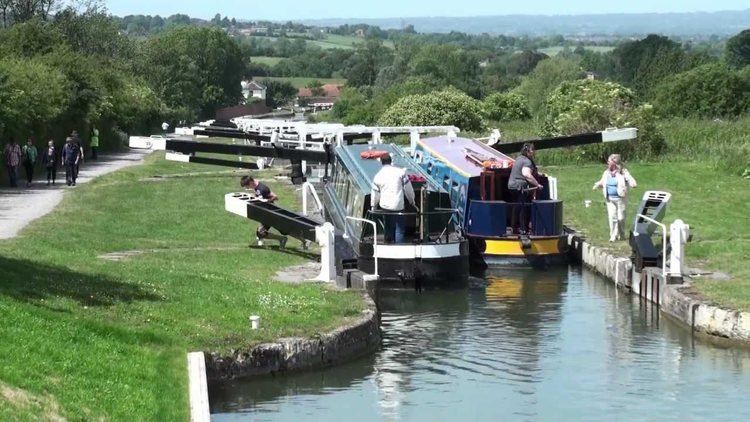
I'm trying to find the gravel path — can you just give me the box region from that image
[0,149,151,239]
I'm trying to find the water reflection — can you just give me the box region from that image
[211,267,750,421]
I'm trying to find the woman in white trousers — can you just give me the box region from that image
[592,154,637,242]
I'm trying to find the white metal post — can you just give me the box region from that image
[410,131,420,151]
[668,219,690,280]
[548,176,558,200]
[314,223,336,282]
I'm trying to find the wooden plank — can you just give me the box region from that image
[187,352,210,422]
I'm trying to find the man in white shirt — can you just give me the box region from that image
[370,154,416,243]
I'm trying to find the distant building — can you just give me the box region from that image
[241,80,267,100]
[296,84,343,110]
[585,71,598,81]
[355,28,366,37]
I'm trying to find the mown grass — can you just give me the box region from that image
[551,162,750,311]
[263,76,347,88]
[0,153,365,419]
[251,55,283,66]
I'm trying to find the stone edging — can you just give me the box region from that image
[568,233,750,342]
[204,293,380,382]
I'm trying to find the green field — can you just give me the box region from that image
[0,153,364,419]
[249,34,394,51]
[538,45,615,56]
[252,56,283,66]
[262,76,347,88]
[552,161,750,311]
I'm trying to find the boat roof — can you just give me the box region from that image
[336,143,441,193]
[418,136,514,178]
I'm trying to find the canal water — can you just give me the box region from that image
[210,267,750,420]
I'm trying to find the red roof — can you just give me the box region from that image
[297,84,343,98]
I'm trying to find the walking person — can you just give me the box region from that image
[90,127,99,160]
[70,131,84,180]
[22,138,38,187]
[507,143,543,235]
[370,153,416,243]
[62,136,81,186]
[593,154,637,242]
[3,137,22,187]
[41,140,58,185]
[240,175,288,248]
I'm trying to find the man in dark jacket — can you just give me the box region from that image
[62,137,81,186]
[3,137,22,187]
[22,138,38,187]
[41,140,58,185]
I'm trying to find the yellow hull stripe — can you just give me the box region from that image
[484,238,563,256]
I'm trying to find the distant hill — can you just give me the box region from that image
[302,9,750,37]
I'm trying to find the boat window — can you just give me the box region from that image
[443,176,451,190]
[415,151,423,163]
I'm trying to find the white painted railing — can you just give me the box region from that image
[301,182,324,217]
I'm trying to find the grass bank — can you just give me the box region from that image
[551,161,750,311]
[0,153,365,419]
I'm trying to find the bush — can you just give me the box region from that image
[513,56,582,117]
[378,87,483,131]
[482,92,530,121]
[539,79,665,163]
[0,57,69,139]
[652,63,750,118]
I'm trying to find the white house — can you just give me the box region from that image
[241,80,267,101]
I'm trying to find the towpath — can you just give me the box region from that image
[0,149,151,239]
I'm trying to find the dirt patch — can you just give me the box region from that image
[274,262,324,283]
[0,382,65,421]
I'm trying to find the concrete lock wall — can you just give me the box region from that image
[568,234,750,343]
[204,293,381,382]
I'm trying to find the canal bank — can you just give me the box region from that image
[204,292,381,382]
[210,267,750,419]
[567,232,750,342]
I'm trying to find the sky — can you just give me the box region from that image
[105,0,750,20]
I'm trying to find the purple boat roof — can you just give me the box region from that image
[418,136,514,177]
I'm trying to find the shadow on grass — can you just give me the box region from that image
[0,255,162,307]
[246,245,318,260]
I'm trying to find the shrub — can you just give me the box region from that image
[378,87,483,131]
[652,63,750,118]
[482,92,531,121]
[539,79,665,163]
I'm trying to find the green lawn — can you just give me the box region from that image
[251,56,283,66]
[263,76,347,88]
[551,162,750,311]
[0,153,364,419]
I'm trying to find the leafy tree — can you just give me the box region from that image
[482,92,530,121]
[0,17,62,57]
[542,79,665,160]
[307,80,324,97]
[344,39,393,87]
[379,87,483,131]
[506,50,548,76]
[407,44,482,97]
[513,56,582,116]
[0,57,69,138]
[260,79,297,108]
[139,26,246,119]
[652,63,750,118]
[726,29,750,68]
